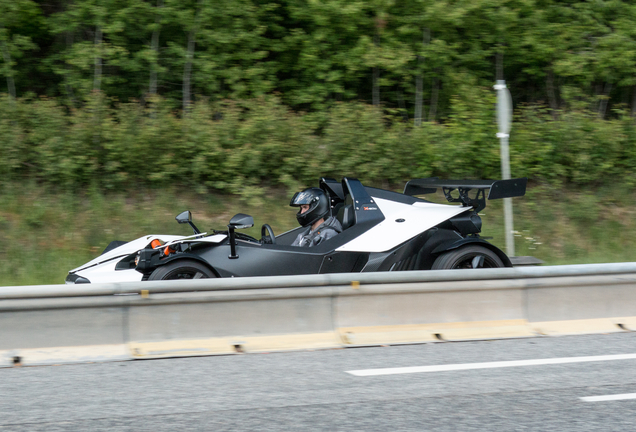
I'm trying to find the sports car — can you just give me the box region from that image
[65,176,527,284]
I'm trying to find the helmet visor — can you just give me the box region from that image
[290,190,316,206]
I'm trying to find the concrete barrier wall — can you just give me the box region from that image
[2,263,636,366]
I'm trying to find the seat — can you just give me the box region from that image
[337,204,355,231]
[332,202,344,219]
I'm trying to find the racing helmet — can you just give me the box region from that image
[290,187,330,227]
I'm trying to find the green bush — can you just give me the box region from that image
[512,106,636,187]
[0,91,635,196]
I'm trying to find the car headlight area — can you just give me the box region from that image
[65,273,91,284]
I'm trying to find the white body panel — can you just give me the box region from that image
[336,197,470,253]
[72,260,144,283]
[70,235,186,273]
[164,233,227,247]
[70,233,230,284]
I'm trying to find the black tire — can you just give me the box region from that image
[431,245,504,270]
[148,260,216,280]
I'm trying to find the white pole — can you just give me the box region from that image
[498,132,515,257]
[494,80,515,257]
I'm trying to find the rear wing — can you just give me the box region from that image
[404,177,527,212]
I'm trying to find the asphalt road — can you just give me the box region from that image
[3,333,636,431]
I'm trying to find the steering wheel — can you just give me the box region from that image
[261,224,276,244]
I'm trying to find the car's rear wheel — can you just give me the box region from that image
[148,260,216,280]
[431,245,504,270]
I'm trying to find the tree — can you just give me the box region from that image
[273,0,374,109]
[0,0,41,100]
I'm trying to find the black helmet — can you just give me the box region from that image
[290,187,330,227]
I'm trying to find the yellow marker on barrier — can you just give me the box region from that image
[141,289,149,299]
[351,281,360,289]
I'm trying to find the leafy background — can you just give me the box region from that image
[1,0,636,191]
[1,0,636,284]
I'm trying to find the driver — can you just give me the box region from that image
[290,187,342,247]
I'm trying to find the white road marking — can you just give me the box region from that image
[346,353,636,376]
[581,393,636,402]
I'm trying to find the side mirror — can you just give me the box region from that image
[228,213,254,230]
[227,214,254,259]
[176,210,192,224]
[175,210,201,235]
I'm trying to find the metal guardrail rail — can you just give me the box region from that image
[2,262,636,367]
[2,262,636,299]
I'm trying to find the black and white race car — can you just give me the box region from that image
[65,177,527,284]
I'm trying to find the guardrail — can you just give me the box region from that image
[2,263,636,367]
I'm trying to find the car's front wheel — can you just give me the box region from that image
[431,245,504,269]
[148,260,216,280]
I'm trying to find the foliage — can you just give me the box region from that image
[1,1,636,285]
[0,1,632,196]
[1,93,635,195]
[0,0,636,118]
